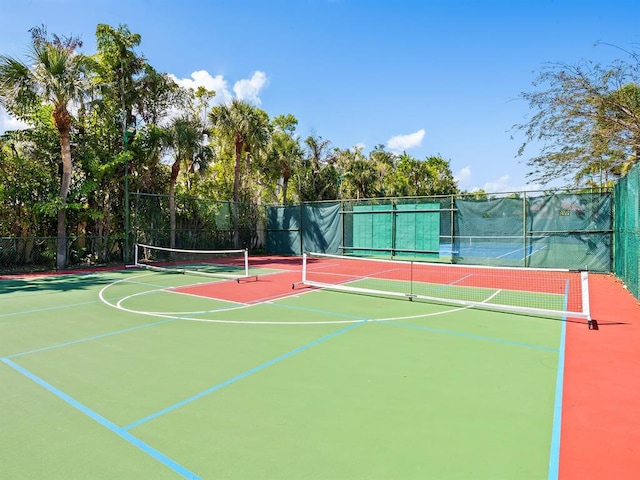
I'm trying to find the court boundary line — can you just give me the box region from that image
[102,275,481,325]
[6,272,563,361]
[5,318,176,359]
[547,280,569,480]
[1,357,201,480]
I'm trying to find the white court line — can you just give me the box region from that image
[523,244,547,260]
[99,270,504,326]
[497,246,526,259]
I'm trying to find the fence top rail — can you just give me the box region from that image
[340,208,457,214]
[261,188,612,208]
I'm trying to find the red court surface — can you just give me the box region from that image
[561,273,640,479]
[173,256,311,304]
[174,270,306,304]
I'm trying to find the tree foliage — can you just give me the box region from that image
[0,25,91,268]
[516,47,640,186]
[1,22,462,266]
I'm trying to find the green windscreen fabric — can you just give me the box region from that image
[614,164,640,299]
[301,202,341,254]
[352,204,393,255]
[394,203,440,259]
[265,202,342,255]
[456,197,524,236]
[266,205,301,255]
[263,191,612,274]
[527,193,612,271]
[454,197,525,266]
[454,193,611,270]
[348,202,439,258]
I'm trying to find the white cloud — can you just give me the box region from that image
[167,69,268,107]
[354,142,366,151]
[454,168,542,193]
[168,70,234,105]
[454,166,472,189]
[233,71,268,105]
[483,175,541,194]
[483,175,511,193]
[0,108,29,134]
[386,128,425,152]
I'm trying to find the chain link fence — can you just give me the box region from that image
[267,191,612,272]
[0,189,620,279]
[614,163,640,299]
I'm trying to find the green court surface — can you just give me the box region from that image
[1,263,564,479]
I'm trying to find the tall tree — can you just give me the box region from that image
[298,133,336,201]
[94,24,144,132]
[423,155,458,195]
[0,115,59,238]
[163,115,213,248]
[516,50,640,186]
[266,114,303,204]
[209,99,270,245]
[336,147,375,199]
[369,145,397,197]
[209,99,270,203]
[90,24,182,260]
[0,26,91,268]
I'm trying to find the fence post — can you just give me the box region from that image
[299,202,304,255]
[391,200,397,258]
[450,194,455,263]
[523,192,527,268]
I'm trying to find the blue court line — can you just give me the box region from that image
[6,319,176,359]
[0,299,107,318]
[124,320,366,431]
[547,281,569,480]
[1,357,201,480]
[0,288,163,318]
[383,321,559,352]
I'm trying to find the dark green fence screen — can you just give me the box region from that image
[266,202,341,255]
[340,199,441,259]
[265,191,612,272]
[614,163,640,299]
[454,192,612,270]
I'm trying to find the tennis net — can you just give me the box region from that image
[134,243,250,280]
[299,252,593,324]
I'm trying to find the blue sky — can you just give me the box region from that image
[1,0,639,192]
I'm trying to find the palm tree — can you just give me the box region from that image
[209,99,270,246]
[345,158,376,200]
[304,134,333,199]
[163,115,213,248]
[270,131,303,204]
[265,116,303,204]
[0,26,91,269]
[209,99,270,202]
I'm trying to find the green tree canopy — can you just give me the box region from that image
[516,48,640,186]
[0,25,92,268]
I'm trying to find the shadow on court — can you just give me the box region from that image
[0,273,117,295]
